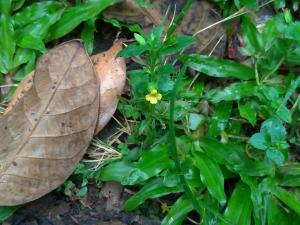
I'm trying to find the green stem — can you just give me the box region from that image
[169,64,231,224]
[261,57,285,83]
[254,60,261,85]
[166,0,193,38]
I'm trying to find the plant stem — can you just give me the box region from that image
[166,0,193,38]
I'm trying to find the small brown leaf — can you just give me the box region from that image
[91,40,126,134]
[0,40,99,205]
[4,71,34,115]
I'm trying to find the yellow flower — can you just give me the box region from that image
[161,202,169,214]
[145,89,162,104]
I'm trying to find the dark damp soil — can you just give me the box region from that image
[4,182,160,225]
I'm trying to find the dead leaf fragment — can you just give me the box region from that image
[4,71,34,114]
[0,40,99,205]
[103,0,161,26]
[104,0,226,56]
[91,40,126,134]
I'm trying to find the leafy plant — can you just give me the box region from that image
[0,0,299,224]
[0,0,120,90]
[97,2,300,225]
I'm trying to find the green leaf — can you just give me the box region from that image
[161,194,194,225]
[12,48,35,69]
[208,101,232,137]
[15,9,64,51]
[16,34,46,53]
[276,105,292,123]
[13,52,36,82]
[0,0,12,15]
[249,118,288,165]
[278,174,300,187]
[221,183,252,225]
[11,0,25,11]
[206,81,257,103]
[0,13,15,73]
[237,0,258,10]
[130,145,172,184]
[147,25,163,45]
[241,176,277,225]
[63,180,75,196]
[238,101,256,126]
[266,148,285,165]
[200,191,220,225]
[47,0,120,41]
[0,206,20,222]
[193,152,226,205]
[275,76,300,123]
[100,160,135,183]
[188,113,204,131]
[118,44,148,58]
[124,178,183,211]
[76,186,88,198]
[249,133,268,150]
[101,145,171,185]
[157,69,175,93]
[179,55,255,80]
[103,17,143,34]
[249,117,288,152]
[281,76,300,105]
[284,9,293,23]
[134,33,146,45]
[166,0,193,37]
[161,35,196,56]
[273,187,300,216]
[80,18,97,54]
[12,1,64,28]
[198,137,274,176]
[279,163,300,175]
[268,196,300,225]
[261,118,287,144]
[241,15,262,55]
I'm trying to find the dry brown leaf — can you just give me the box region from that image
[91,40,126,134]
[5,41,126,135]
[104,0,226,56]
[103,0,161,26]
[0,40,99,205]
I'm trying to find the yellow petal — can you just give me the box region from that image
[150,98,158,104]
[145,94,151,101]
[156,93,162,100]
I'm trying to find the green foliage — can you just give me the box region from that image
[98,4,300,225]
[0,206,21,222]
[0,0,299,224]
[0,0,120,88]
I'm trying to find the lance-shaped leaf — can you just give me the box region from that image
[194,152,226,205]
[0,40,99,205]
[179,55,255,80]
[221,183,252,225]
